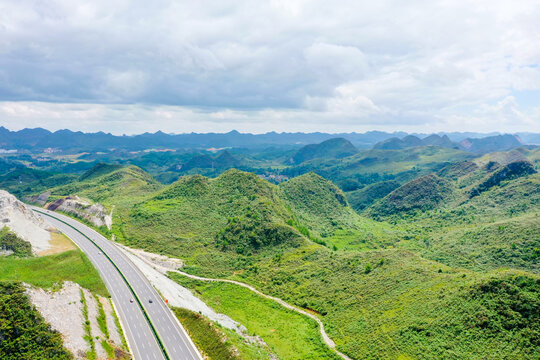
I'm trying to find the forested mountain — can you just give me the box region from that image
[1,126,537,152]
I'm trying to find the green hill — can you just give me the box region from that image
[180,150,241,173]
[368,174,452,219]
[284,145,472,193]
[291,138,358,164]
[79,162,123,181]
[346,180,401,212]
[372,158,539,275]
[122,169,303,256]
[92,168,538,360]
[50,165,162,205]
[470,160,536,197]
[278,173,400,248]
[437,160,478,178]
[0,168,76,198]
[112,169,401,258]
[16,158,539,360]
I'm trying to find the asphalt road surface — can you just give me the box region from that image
[32,207,202,360]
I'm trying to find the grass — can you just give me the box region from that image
[110,299,129,351]
[0,249,109,296]
[96,296,110,338]
[171,275,340,360]
[172,307,242,360]
[101,340,115,359]
[224,247,539,360]
[38,231,76,256]
[80,289,97,360]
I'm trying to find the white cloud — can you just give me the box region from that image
[0,0,539,132]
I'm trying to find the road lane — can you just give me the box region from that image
[32,207,201,360]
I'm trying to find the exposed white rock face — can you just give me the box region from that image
[46,196,113,230]
[26,282,89,358]
[26,282,125,360]
[0,190,52,254]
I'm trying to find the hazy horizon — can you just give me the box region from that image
[1,124,535,137]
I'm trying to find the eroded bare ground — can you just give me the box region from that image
[0,190,53,254]
[25,281,127,360]
[45,195,113,230]
[37,231,76,256]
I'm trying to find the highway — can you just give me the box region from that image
[32,207,202,360]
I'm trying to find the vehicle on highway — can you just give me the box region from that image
[149,299,153,303]
[130,299,134,303]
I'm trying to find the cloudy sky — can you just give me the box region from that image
[1,0,539,134]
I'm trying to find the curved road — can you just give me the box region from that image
[32,207,201,360]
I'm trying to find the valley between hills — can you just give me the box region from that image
[1,133,539,359]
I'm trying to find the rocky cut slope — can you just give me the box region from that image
[0,190,52,254]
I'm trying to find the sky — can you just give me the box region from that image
[0,0,539,134]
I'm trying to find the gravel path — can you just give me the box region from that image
[171,270,353,360]
[118,244,351,360]
[117,244,277,353]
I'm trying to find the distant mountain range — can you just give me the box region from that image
[0,126,537,153]
[371,133,525,154]
[290,138,359,164]
[373,134,455,150]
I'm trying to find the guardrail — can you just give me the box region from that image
[33,209,171,360]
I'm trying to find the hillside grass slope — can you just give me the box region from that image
[15,160,539,360]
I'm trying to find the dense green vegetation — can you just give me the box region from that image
[279,172,401,249]
[0,249,108,296]
[79,163,123,181]
[0,227,33,257]
[346,180,400,212]
[173,307,273,360]
[0,167,76,198]
[172,276,339,360]
[0,282,72,360]
[368,174,452,219]
[283,145,472,191]
[3,142,539,359]
[470,160,536,197]
[50,165,162,205]
[291,138,358,164]
[174,306,273,359]
[172,307,241,359]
